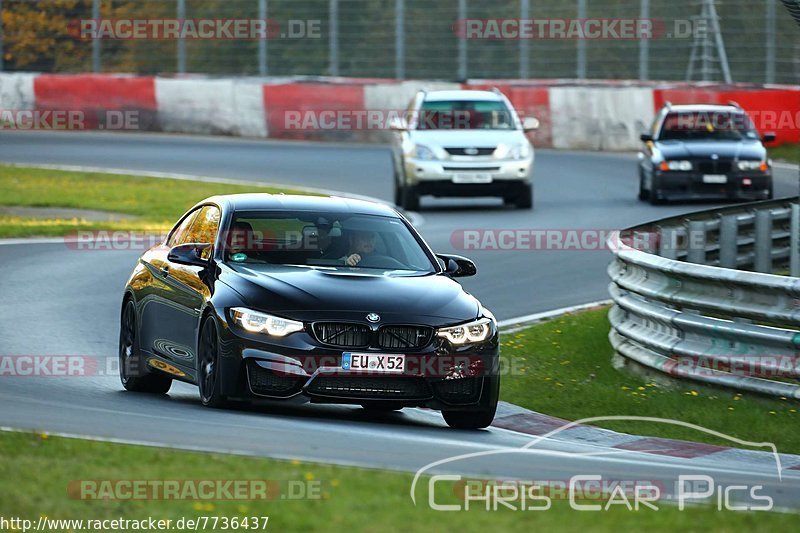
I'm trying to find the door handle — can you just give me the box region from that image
[160,265,170,276]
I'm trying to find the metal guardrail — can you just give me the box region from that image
[607,198,800,399]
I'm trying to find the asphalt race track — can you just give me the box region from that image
[1,131,799,506]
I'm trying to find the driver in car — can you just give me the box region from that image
[342,230,377,266]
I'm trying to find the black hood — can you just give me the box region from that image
[656,139,766,160]
[221,264,481,325]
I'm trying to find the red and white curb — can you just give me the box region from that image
[489,401,800,474]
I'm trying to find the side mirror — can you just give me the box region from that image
[522,116,540,132]
[762,132,777,143]
[437,254,477,278]
[640,133,654,143]
[388,116,407,132]
[168,243,212,267]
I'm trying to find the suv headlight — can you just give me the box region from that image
[737,160,769,172]
[231,307,304,337]
[510,143,531,160]
[437,318,493,345]
[659,160,693,171]
[495,143,530,160]
[412,144,437,161]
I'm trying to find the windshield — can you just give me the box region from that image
[415,100,516,130]
[222,211,436,275]
[658,111,760,142]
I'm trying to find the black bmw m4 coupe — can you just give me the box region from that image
[119,194,500,429]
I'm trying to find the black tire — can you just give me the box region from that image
[394,180,403,207]
[400,184,420,211]
[361,403,404,413]
[767,181,774,200]
[119,300,172,394]
[393,164,404,207]
[442,376,500,430]
[649,188,663,205]
[503,184,533,209]
[198,316,229,408]
[514,184,533,209]
[638,175,650,201]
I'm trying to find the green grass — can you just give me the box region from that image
[0,431,795,532]
[769,143,800,164]
[499,308,800,455]
[0,165,312,238]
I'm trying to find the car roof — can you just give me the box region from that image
[664,104,744,113]
[204,193,400,217]
[423,90,504,102]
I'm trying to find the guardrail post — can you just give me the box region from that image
[719,214,738,269]
[791,204,800,277]
[659,227,678,260]
[519,0,530,78]
[395,0,405,79]
[92,0,101,73]
[576,0,587,79]
[766,0,776,84]
[686,221,706,264]
[754,209,773,273]
[638,0,650,81]
[258,0,268,76]
[458,0,467,80]
[329,0,339,76]
[177,0,186,74]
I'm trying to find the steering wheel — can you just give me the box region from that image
[357,254,407,269]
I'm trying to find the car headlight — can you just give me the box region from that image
[510,143,531,160]
[494,143,530,160]
[437,318,493,345]
[659,160,692,171]
[412,145,437,160]
[737,160,769,172]
[231,307,304,337]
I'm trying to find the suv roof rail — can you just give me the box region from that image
[727,100,742,108]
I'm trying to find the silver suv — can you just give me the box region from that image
[390,89,538,210]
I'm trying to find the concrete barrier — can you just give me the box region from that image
[1,72,798,150]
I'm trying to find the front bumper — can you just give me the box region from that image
[404,156,533,187]
[653,171,772,201]
[217,321,500,411]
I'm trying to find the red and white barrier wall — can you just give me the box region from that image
[1,72,798,150]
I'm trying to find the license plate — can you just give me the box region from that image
[703,174,728,184]
[341,353,405,373]
[452,173,493,184]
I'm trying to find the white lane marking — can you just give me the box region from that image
[497,299,612,332]
[0,237,67,246]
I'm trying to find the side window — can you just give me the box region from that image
[167,209,200,247]
[184,205,221,248]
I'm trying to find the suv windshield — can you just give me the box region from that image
[659,111,760,142]
[415,100,515,130]
[222,212,436,275]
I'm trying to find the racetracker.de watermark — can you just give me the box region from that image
[450,229,656,252]
[0,110,139,131]
[453,18,709,40]
[72,19,321,40]
[68,479,322,501]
